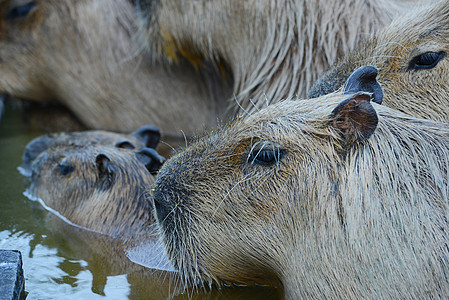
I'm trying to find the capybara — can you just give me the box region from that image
[151,70,449,298]
[136,0,415,115]
[21,125,161,176]
[309,0,449,123]
[27,145,163,239]
[1,0,415,136]
[0,0,230,135]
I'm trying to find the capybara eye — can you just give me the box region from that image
[248,147,285,167]
[7,1,36,20]
[58,163,74,176]
[408,51,446,70]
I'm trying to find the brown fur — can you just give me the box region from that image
[1,0,414,135]
[137,0,415,115]
[21,125,160,175]
[309,0,449,122]
[152,92,449,299]
[0,0,230,135]
[28,145,155,240]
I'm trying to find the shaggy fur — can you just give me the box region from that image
[309,0,449,122]
[0,0,229,135]
[152,92,449,299]
[136,0,415,115]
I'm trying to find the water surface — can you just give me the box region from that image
[0,106,280,299]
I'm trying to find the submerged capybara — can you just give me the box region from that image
[136,0,415,115]
[0,0,230,135]
[309,0,449,122]
[21,125,161,176]
[151,69,449,298]
[27,145,164,239]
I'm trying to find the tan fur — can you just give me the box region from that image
[137,0,415,115]
[28,145,155,240]
[0,0,230,135]
[152,92,449,299]
[21,126,157,174]
[309,0,449,122]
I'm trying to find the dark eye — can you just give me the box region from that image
[408,51,446,70]
[248,147,285,167]
[7,1,36,20]
[58,163,74,176]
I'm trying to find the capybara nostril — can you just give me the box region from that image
[343,66,383,104]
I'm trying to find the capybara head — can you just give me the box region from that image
[309,0,449,122]
[28,145,163,239]
[152,69,449,298]
[136,0,413,114]
[0,0,227,134]
[21,125,161,176]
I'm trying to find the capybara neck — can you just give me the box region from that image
[137,0,415,115]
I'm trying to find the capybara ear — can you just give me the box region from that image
[330,92,378,145]
[131,125,161,149]
[115,140,136,149]
[343,66,383,104]
[135,148,166,175]
[95,154,115,185]
[22,134,55,174]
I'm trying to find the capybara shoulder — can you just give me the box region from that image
[152,68,449,298]
[309,0,449,122]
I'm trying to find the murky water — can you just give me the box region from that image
[0,107,280,299]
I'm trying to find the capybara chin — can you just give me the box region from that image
[152,78,449,297]
[309,0,449,123]
[28,145,160,239]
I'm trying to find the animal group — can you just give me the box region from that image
[8,0,449,298]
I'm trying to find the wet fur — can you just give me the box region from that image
[29,145,155,240]
[0,0,229,134]
[137,0,415,115]
[153,93,449,299]
[22,130,148,174]
[309,0,449,122]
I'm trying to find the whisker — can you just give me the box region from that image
[249,97,260,112]
[160,140,177,153]
[233,94,250,116]
[180,130,188,149]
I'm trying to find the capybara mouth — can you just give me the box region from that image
[151,177,212,286]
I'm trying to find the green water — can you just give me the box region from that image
[0,107,280,299]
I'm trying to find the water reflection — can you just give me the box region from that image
[0,106,280,299]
